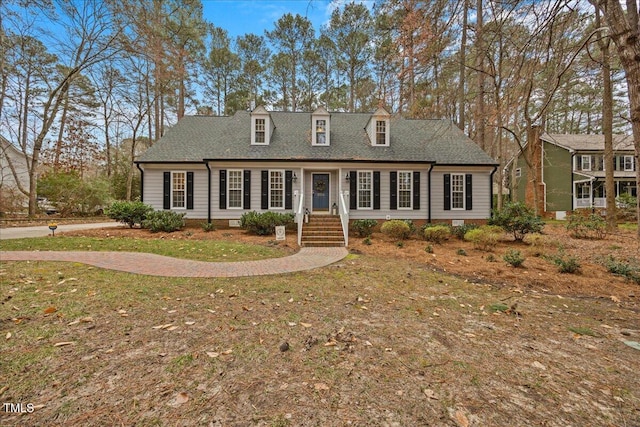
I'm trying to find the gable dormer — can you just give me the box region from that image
[251,106,273,145]
[311,106,330,146]
[366,107,391,146]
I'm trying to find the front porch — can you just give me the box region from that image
[574,179,637,209]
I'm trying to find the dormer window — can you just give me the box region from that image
[376,120,386,145]
[251,106,272,145]
[312,107,330,146]
[367,106,390,146]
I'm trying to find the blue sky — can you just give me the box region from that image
[201,0,374,38]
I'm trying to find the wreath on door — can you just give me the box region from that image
[315,180,326,194]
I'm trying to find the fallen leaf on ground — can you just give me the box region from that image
[314,383,330,391]
[423,389,438,400]
[5,332,11,340]
[300,322,312,328]
[221,349,233,355]
[167,326,179,331]
[453,410,470,427]
[44,306,57,314]
[152,323,173,330]
[206,351,219,358]
[176,392,189,404]
[185,321,196,326]
[54,341,75,347]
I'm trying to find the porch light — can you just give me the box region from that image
[345,173,350,182]
[292,173,297,183]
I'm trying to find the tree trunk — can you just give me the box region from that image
[458,0,468,131]
[475,0,486,151]
[596,7,617,230]
[592,0,640,238]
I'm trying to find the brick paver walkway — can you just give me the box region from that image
[0,247,348,277]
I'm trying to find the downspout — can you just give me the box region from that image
[136,163,144,202]
[205,162,212,224]
[427,163,434,223]
[489,165,498,217]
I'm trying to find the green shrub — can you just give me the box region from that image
[485,253,496,262]
[616,193,638,221]
[425,244,433,254]
[351,219,378,237]
[545,250,581,274]
[503,249,525,267]
[401,219,417,235]
[489,202,544,241]
[381,220,411,240]
[456,248,467,256]
[240,211,295,236]
[38,171,111,216]
[141,210,186,232]
[201,222,216,232]
[106,200,153,228]
[464,226,501,251]
[566,212,607,239]
[450,223,479,240]
[423,225,450,243]
[602,256,640,284]
[363,237,372,245]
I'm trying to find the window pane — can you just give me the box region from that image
[358,171,372,208]
[228,170,242,208]
[172,172,185,208]
[255,119,265,143]
[398,171,412,208]
[376,120,386,145]
[451,174,464,209]
[270,171,284,208]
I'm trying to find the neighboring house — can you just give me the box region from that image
[510,132,637,218]
[135,106,497,246]
[0,136,30,213]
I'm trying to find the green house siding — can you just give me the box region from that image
[514,155,527,203]
[542,141,572,212]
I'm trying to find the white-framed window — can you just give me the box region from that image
[398,171,413,209]
[227,170,243,209]
[172,171,186,209]
[515,168,522,178]
[624,155,635,171]
[577,182,591,199]
[315,119,327,145]
[581,155,591,171]
[451,173,465,210]
[375,120,387,145]
[269,170,284,209]
[357,171,373,209]
[254,118,266,144]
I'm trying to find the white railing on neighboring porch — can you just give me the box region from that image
[296,193,305,246]
[575,198,606,208]
[339,191,349,247]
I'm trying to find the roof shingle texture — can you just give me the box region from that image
[542,133,635,151]
[136,111,496,165]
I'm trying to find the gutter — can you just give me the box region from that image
[136,163,144,202]
[205,162,212,224]
[490,165,498,217]
[427,163,434,223]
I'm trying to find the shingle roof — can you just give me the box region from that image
[542,133,635,151]
[136,110,496,165]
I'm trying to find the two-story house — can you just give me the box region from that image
[135,106,497,246]
[511,133,637,218]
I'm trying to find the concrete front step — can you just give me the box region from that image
[301,215,345,247]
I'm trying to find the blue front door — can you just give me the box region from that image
[312,173,330,211]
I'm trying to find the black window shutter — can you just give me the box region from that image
[163,172,171,209]
[186,172,194,210]
[413,171,420,210]
[465,174,473,210]
[219,170,227,210]
[444,173,451,211]
[285,170,293,209]
[373,171,381,210]
[349,171,357,210]
[261,170,269,210]
[243,170,251,209]
[390,171,397,210]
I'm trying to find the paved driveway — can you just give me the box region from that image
[0,222,122,240]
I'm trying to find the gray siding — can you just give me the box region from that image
[431,166,493,220]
